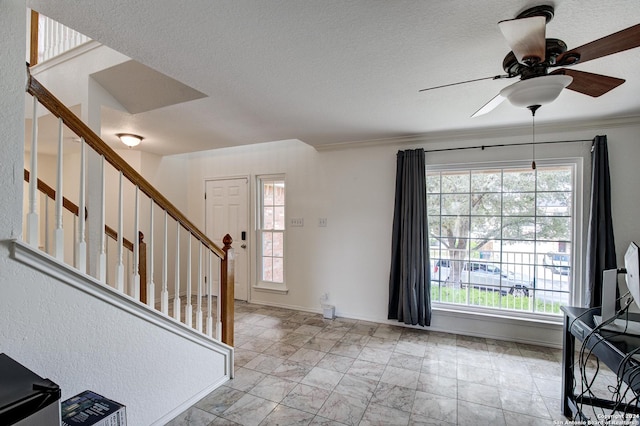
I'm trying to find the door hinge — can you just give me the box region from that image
[204,192,207,200]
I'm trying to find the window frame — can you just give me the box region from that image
[426,158,584,321]
[255,174,287,293]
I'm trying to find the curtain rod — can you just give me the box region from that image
[423,139,592,154]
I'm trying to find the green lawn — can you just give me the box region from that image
[431,285,562,314]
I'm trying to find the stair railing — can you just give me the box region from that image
[29,10,91,66]
[24,65,234,345]
[23,169,146,295]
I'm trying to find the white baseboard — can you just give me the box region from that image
[247,298,563,348]
[150,375,230,426]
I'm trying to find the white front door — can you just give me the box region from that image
[205,178,249,301]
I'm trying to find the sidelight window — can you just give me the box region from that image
[257,175,285,285]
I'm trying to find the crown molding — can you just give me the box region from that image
[313,114,640,152]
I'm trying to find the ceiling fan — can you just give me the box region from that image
[419,5,640,117]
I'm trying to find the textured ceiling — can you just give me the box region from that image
[91,61,207,114]
[27,0,640,155]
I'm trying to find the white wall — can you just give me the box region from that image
[172,119,640,347]
[1,0,26,242]
[2,244,229,425]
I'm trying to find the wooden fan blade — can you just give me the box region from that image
[550,69,625,97]
[557,23,640,65]
[498,16,546,64]
[471,93,506,117]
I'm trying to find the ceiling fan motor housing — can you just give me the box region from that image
[515,5,555,23]
[503,38,568,78]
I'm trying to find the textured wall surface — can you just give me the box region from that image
[0,244,229,425]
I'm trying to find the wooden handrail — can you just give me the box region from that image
[26,68,225,260]
[24,168,80,217]
[104,225,134,252]
[24,168,135,251]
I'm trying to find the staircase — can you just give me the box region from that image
[0,9,236,425]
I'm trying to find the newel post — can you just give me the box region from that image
[139,231,147,304]
[221,234,235,346]
[30,10,39,66]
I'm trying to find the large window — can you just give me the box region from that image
[427,160,579,316]
[258,176,285,285]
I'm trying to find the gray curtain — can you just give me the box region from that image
[585,135,617,308]
[388,148,431,326]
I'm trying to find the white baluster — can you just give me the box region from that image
[73,216,77,267]
[147,200,155,308]
[44,195,50,253]
[126,249,132,291]
[76,138,87,273]
[27,97,39,247]
[54,21,61,57]
[173,223,181,321]
[196,244,203,332]
[49,20,56,59]
[161,211,169,314]
[97,156,107,282]
[115,171,124,291]
[207,250,213,338]
[133,186,140,300]
[73,30,81,49]
[63,25,70,52]
[42,17,50,61]
[47,19,54,59]
[104,232,110,284]
[49,19,56,59]
[185,236,192,327]
[54,118,64,260]
[36,13,43,63]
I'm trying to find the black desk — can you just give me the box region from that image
[561,306,640,421]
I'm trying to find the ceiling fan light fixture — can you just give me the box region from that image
[116,133,143,147]
[499,74,573,108]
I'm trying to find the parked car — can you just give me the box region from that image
[432,259,451,283]
[543,252,571,275]
[461,261,530,297]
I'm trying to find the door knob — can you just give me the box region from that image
[241,244,247,249]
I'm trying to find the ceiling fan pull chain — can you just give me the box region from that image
[532,114,536,170]
[528,105,540,170]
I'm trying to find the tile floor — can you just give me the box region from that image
[166,302,619,425]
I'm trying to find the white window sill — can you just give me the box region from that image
[253,283,289,295]
[432,302,564,325]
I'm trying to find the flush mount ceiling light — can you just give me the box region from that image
[116,133,143,148]
[499,74,573,108]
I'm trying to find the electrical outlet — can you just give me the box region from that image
[290,218,304,227]
[318,218,327,227]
